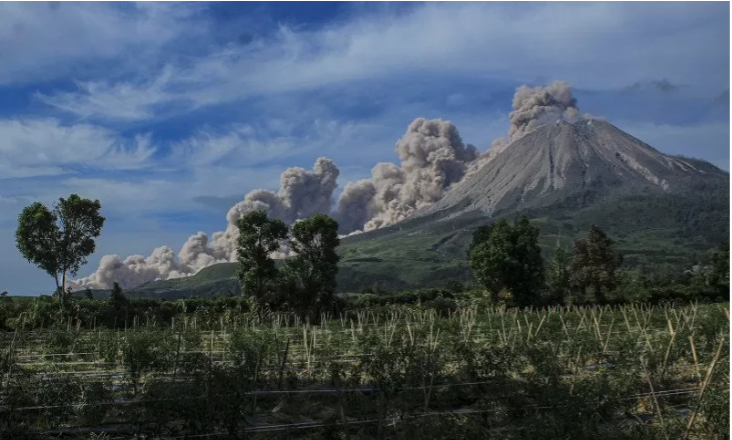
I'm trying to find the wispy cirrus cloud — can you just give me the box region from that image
[34,2,729,123]
[0,2,210,85]
[0,118,156,179]
[2,1,728,294]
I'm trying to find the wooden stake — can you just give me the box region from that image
[682,337,726,440]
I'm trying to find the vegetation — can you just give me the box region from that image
[6,193,728,438]
[571,225,623,303]
[469,215,544,306]
[236,211,341,320]
[333,180,729,292]
[546,244,571,304]
[15,194,105,308]
[282,214,341,320]
[0,300,727,439]
[236,210,289,316]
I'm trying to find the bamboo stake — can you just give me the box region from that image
[644,367,669,440]
[172,334,182,382]
[660,320,678,379]
[682,337,726,440]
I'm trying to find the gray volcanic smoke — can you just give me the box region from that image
[467,80,581,173]
[336,118,478,232]
[73,81,584,289]
[73,158,339,289]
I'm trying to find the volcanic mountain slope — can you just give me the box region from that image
[334,119,729,291]
[418,119,722,219]
[113,119,729,298]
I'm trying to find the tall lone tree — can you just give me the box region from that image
[469,215,544,306]
[570,225,622,303]
[15,194,105,308]
[285,214,341,318]
[236,210,288,314]
[546,244,571,305]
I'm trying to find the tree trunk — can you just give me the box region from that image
[54,275,63,309]
[594,281,605,304]
[61,270,67,308]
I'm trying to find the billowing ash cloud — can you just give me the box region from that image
[336,118,478,232]
[466,80,584,175]
[72,158,339,289]
[508,80,579,141]
[74,81,586,289]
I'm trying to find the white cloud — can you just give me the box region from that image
[0,118,155,179]
[34,2,729,122]
[0,2,209,85]
[0,115,405,224]
[35,68,174,121]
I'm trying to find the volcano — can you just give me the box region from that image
[334,119,729,291]
[108,118,729,298]
[417,119,725,220]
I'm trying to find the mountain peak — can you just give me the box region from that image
[416,119,724,220]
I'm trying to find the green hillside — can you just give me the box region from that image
[108,133,728,300]
[113,183,727,300]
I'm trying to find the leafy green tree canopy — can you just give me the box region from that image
[570,224,622,302]
[285,214,341,317]
[15,194,105,307]
[546,244,571,305]
[469,215,544,306]
[708,238,730,293]
[109,282,128,308]
[235,210,289,308]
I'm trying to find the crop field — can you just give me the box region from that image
[0,302,728,439]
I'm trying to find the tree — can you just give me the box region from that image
[108,282,128,327]
[708,238,730,295]
[284,214,341,319]
[546,244,571,304]
[570,225,622,303]
[15,194,105,308]
[85,288,94,300]
[236,210,289,315]
[109,282,127,308]
[469,215,544,306]
[467,225,493,258]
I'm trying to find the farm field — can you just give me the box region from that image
[0,302,728,439]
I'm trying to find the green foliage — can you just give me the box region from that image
[469,215,544,306]
[109,282,127,306]
[235,210,289,313]
[0,301,727,438]
[546,244,571,304]
[15,194,104,307]
[707,238,730,294]
[107,282,129,327]
[571,225,622,302]
[283,214,341,319]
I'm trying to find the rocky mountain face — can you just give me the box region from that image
[112,119,729,297]
[333,119,728,291]
[416,119,724,222]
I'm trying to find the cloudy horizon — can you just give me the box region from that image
[1,2,729,294]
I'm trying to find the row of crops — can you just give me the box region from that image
[1,302,728,439]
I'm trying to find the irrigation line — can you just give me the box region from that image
[3,382,708,414]
[33,387,701,439]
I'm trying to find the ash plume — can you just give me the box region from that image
[467,80,584,175]
[336,118,478,232]
[73,81,586,289]
[72,158,339,289]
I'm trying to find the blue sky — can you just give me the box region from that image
[1,1,729,294]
